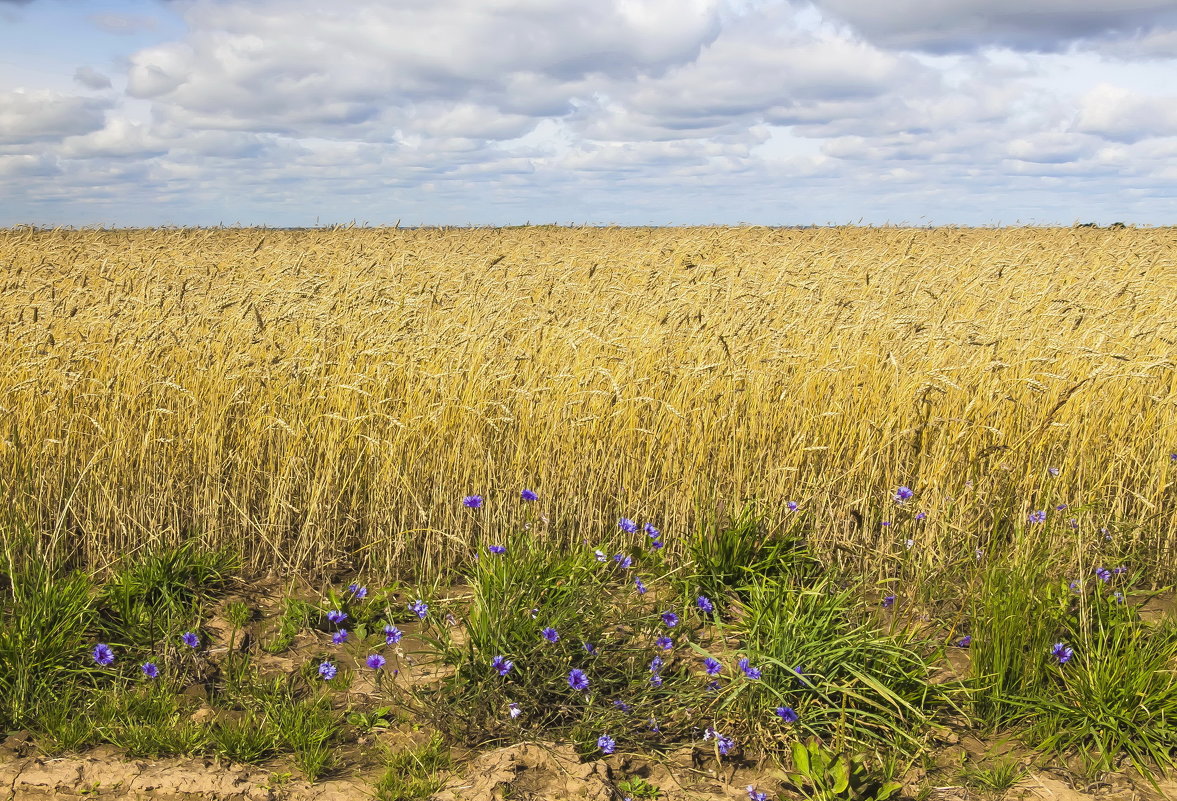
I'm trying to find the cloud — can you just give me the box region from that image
[808,0,1177,53]
[0,90,109,146]
[89,12,159,35]
[1074,82,1177,142]
[73,66,113,90]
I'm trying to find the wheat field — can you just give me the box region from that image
[1,225,1175,579]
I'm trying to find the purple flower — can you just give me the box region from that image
[1051,642,1074,665]
[643,522,660,538]
[956,635,972,648]
[1055,504,1068,511]
[597,734,616,755]
[635,577,648,595]
[1095,567,1111,582]
[491,655,513,676]
[1171,453,1177,461]
[613,699,632,712]
[488,544,506,555]
[594,549,607,562]
[327,609,348,625]
[463,495,483,508]
[650,539,664,550]
[697,596,714,613]
[318,661,337,680]
[348,583,368,599]
[619,517,638,533]
[1048,467,1060,477]
[1114,591,1125,603]
[141,662,159,679]
[568,668,590,691]
[706,680,721,692]
[775,706,798,723]
[521,489,538,502]
[650,673,663,687]
[583,642,597,654]
[332,629,349,645]
[704,727,734,755]
[894,486,914,502]
[915,512,927,520]
[384,624,403,645]
[747,786,769,801]
[650,656,663,672]
[738,658,762,679]
[656,636,673,651]
[660,611,679,628]
[366,653,386,670]
[92,643,114,666]
[703,657,723,675]
[409,599,428,619]
[508,702,522,718]
[1029,510,1047,524]
[881,520,892,527]
[1113,566,1127,575]
[541,627,559,643]
[180,632,200,649]
[613,554,633,569]
[882,594,896,609]
[786,501,799,512]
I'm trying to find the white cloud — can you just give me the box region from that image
[0,90,109,146]
[73,66,112,91]
[1075,82,1177,142]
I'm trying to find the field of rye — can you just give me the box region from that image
[1,224,1177,799]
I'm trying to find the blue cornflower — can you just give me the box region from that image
[318,661,337,680]
[738,658,762,679]
[1029,510,1047,524]
[348,583,368,599]
[651,539,664,550]
[775,706,798,723]
[894,486,914,502]
[635,577,648,595]
[583,642,596,654]
[409,599,428,619]
[881,521,891,527]
[366,654,386,670]
[1055,504,1068,511]
[704,727,734,755]
[384,624,403,645]
[1095,567,1111,582]
[1048,467,1060,477]
[597,734,616,755]
[1052,642,1074,665]
[594,549,607,562]
[882,594,896,609]
[697,596,714,613]
[613,700,631,712]
[656,636,673,651]
[141,662,159,679]
[650,656,663,673]
[1113,566,1127,575]
[613,554,633,569]
[488,544,506,555]
[703,657,722,675]
[643,522,660,538]
[619,518,638,533]
[660,611,679,628]
[491,655,513,676]
[92,643,114,666]
[650,673,663,687]
[955,635,972,648]
[463,495,483,508]
[706,680,721,692]
[747,785,769,801]
[541,627,559,643]
[786,501,798,512]
[332,629,349,645]
[180,632,200,649]
[915,512,927,520]
[1171,453,1177,461]
[568,668,590,691]
[521,489,538,502]
[327,609,348,625]
[508,702,522,718]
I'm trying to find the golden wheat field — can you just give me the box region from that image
[1,225,1175,579]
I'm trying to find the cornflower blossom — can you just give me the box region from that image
[1113,566,1127,575]
[384,624,403,645]
[915,512,927,520]
[1052,642,1074,665]
[92,643,114,665]
[894,486,914,502]
[650,656,663,673]
[348,583,367,599]
[332,629,349,645]
[409,599,428,619]
[650,674,663,687]
[614,554,633,569]
[956,635,972,648]
[1095,567,1112,582]
[706,680,721,692]
[644,522,660,539]
[651,539,665,550]
[882,594,896,609]
[181,632,200,648]
[1048,467,1060,477]
[141,662,159,679]
[327,610,348,625]
[703,657,723,675]
[697,596,714,613]
[583,642,597,654]
[318,661,337,680]
[619,518,638,533]
[491,655,513,676]
[597,734,616,755]
[635,577,648,595]
[881,521,891,527]
[1056,504,1068,511]
[508,702,521,718]
[366,654,386,670]
[1113,591,1125,604]
[747,786,769,801]
[520,489,538,501]
[656,636,673,650]
[660,611,679,628]
[786,501,799,512]
[738,658,762,679]
[775,706,798,723]
[594,550,608,562]
[488,545,506,555]
[1029,510,1047,524]
[568,668,590,691]
[463,495,483,508]
[613,700,632,712]
[1171,453,1177,461]
[541,627,559,643]
[704,727,735,755]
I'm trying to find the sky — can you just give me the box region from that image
[2,0,1176,227]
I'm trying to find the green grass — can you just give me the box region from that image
[374,733,451,801]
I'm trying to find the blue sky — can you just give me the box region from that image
[2,0,1177,227]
